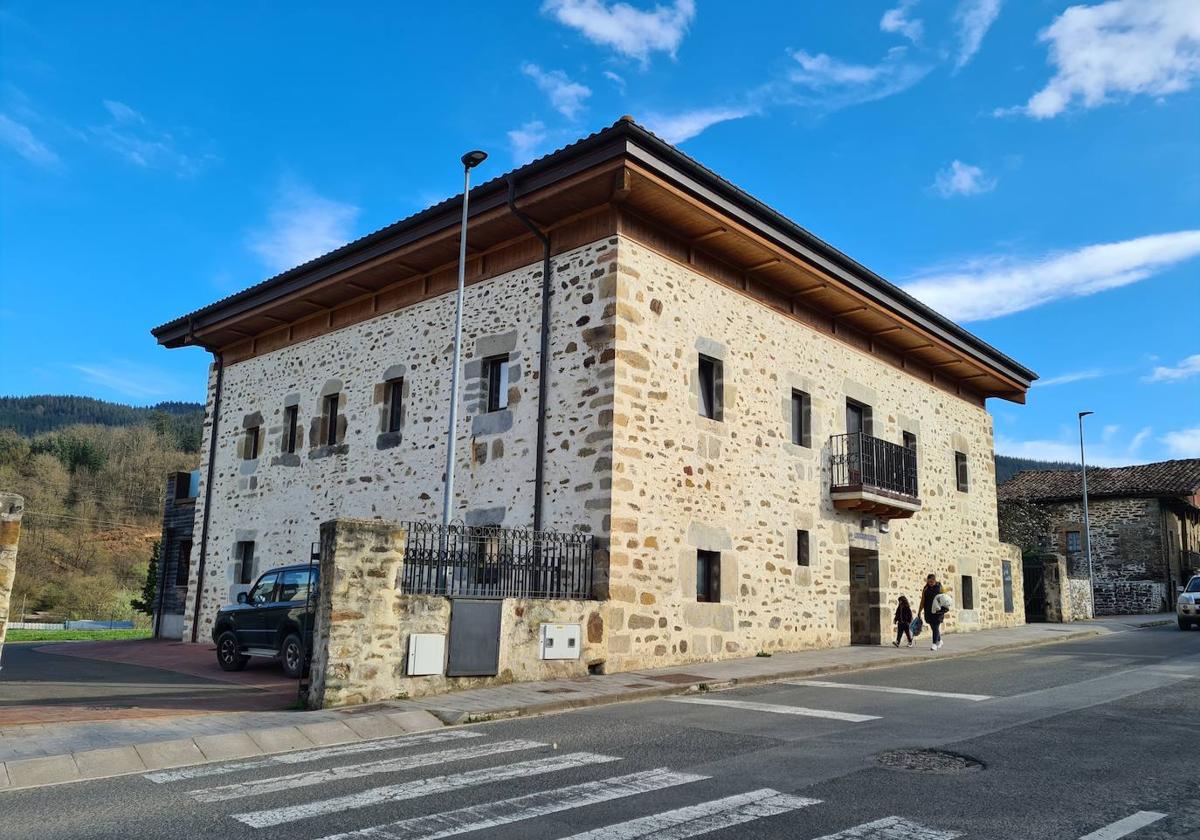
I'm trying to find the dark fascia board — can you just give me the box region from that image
[152,118,1036,390]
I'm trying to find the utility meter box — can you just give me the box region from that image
[539,623,581,660]
[407,633,446,676]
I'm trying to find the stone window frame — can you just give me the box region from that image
[239,411,264,461]
[310,380,347,455]
[954,450,969,492]
[696,549,721,602]
[790,389,811,447]
[467,332,519,437]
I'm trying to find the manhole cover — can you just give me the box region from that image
[877,749,984,774]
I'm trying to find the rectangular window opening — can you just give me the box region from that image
[485,356,510,413]
[698,355,722,421]
[961,574,975,610]
[245,427,260,460]
[790,389,811,447]
[696,549,721,602]
[283,405,298,454]
[1066,530,1081,554]
[236,540,256,586]
[386,378,404,433]
[796,530,810,567]
[324,394,340,446]
[955,451,969,492]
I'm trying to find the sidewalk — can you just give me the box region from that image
[0,615,1168,790]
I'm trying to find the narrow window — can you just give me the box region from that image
[236,540,256,585]
[698,355,722,420]
[245,426,260,460]
[175,539,192,586]
[796,530,810,567]
[961,575,975,610]
[954,451,969,492]
[485,356,509,413]
[173,472,192,501]
[386,377,404,432]
[790,389,811,447]
[283,405,299,454]
[696,549,721,602]
[1066,530,1081,554]
[323,394,340,446]
[903,431,917,450]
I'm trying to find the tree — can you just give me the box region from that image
[131,540,160,616]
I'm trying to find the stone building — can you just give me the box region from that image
[999,459,1200,615]
[152,470,199,639]
[152,118,1035,700]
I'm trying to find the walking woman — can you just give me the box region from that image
[919,573,946,651]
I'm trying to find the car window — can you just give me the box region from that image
[1186,577,1200,593]
[277,569,313,603]
[248,572,279,605]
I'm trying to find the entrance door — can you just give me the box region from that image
[1023,558,1047,622]
[849,548,882,644]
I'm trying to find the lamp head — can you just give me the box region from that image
[461,150,488,170]
[1078,410,1094,419]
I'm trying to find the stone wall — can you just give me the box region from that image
[0,493,24,662]
[309,518,607,708]
[183,239,618,642]
[1068,578,1094,621]
[599,236,1024,672]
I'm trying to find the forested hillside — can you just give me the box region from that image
[0,396,204,451]
[994,454,1077,485]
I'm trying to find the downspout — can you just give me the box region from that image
[506,177,551,532]
[190,351,224,642]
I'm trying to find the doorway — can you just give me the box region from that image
[1022,557,1047,622]
[849,548,882,645]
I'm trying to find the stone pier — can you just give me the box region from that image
[0,492,26,667]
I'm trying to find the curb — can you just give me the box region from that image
[0,627,1103,792]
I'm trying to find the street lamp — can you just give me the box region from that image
[442,150,488,528]
[1078,410,1095,616]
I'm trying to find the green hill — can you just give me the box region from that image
[0,395,204,452]
[994,454,1077,485]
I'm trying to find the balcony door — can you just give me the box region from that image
[846,400,873,485]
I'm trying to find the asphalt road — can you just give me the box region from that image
[3,624,1198,840]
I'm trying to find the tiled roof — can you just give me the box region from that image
[998,459,1200,501]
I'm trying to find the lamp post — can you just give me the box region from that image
[442,150,488,528]
[1078,410,1095,616]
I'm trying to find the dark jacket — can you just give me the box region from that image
[920,582,944,623]
[893,601,913,626]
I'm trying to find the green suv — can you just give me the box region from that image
[212,564,319,678]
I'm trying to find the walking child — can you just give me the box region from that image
[892,595,914,647]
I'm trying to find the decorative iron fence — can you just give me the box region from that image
[400,521,596,600]
[829,432,919,498]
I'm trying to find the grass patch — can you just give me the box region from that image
[7,628,152,642]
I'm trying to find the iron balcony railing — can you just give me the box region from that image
[400,520,596,600]
[829,432,919,499]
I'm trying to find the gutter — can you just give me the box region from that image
[506,177,552,532]
[189,352,224,642]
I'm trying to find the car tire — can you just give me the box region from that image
[280,633,305,679]
[216,630,249,671]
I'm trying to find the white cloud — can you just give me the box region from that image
[521,63,592,120]
[931,160,997,197]
[953,0,1003,69]
[997,426,1153,467]
[542,0,695,64]
[248,181,360,273]
[643,105,757,144]
[1003,0,1200,119]
[89,99,210,175]
[604,70,627,93]
[785,47,932,110]
[903,230,1200,322]
[1162,427,1200,457]
[1031,369,1106,388]
[507,120,549,163]
[1146,353,1200,382]
[0,113,59,166]
[71,361,180,400]
[881,0,924,43]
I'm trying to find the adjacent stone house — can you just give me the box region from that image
[152,118,1035,701]
[998,459,1200,615]
[152,470,199,639]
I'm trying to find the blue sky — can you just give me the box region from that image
[1,0,1197,464]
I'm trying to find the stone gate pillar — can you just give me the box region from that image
[0,492,26,669]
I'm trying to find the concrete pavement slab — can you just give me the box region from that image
[133,738,205,771]
[194,732,263,762]
[73,746,147,780]
[246,725,314,754]
[296,720,359,746]
[385,710,443,733]
[340,713,408,739]
[5,754,80,789]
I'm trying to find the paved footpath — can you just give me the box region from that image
[0,615,1169,791]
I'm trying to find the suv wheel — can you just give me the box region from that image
[216,631,249,671]
[1181,618,1193,631]
[281,633,305,679]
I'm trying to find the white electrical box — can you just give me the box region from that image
[407,633,446,676]
[539,623,581,660]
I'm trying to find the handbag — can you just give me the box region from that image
[909,616,923,636]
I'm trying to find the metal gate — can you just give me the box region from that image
[1023,559,1046,622]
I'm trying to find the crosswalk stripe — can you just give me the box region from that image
[316,767,708,840]
[232,751,622,829]
[549,788,820,839]
[145,730,483,783]
[668,697,880,722]
[785,680,992,702]
[1078,811,1168,840]
[191,738,546,804]
[810,816,961,839]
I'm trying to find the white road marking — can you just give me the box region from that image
[810,816,961,839]
[549,788,819,839]
[668,697,879,722]
[786,680,993,702]
[145,730,482,783]
[316,767,707,840]
[1078,811,1168,840]
[191,738,545,803]
[233,751,621,829]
